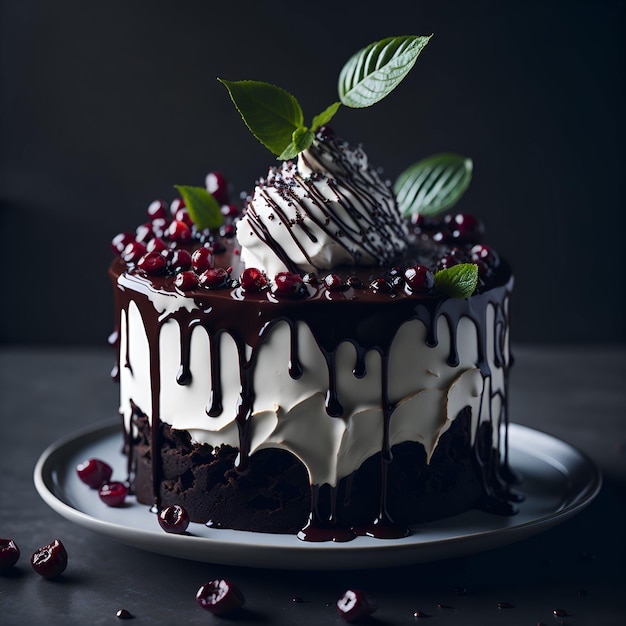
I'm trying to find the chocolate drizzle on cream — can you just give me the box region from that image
[110,251,517,541]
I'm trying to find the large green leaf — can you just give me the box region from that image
[218,79,303,156]
[173,185,223,230]
[394,153,473,218]
[338,35,432,108]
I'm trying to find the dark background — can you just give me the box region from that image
[1,0,624,346]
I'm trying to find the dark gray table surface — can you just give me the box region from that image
[1,345,625,625]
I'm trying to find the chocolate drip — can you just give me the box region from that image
[176,319,198,386]
[206,331,223,417]
[288,321,302,379]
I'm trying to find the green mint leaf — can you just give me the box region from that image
[434,263,478,299]
[394,153,473,218]
[277,127,315,160]
[218,78,303,156]
[173,185,223,230]
[310,101,341,131]
[338,35,432,108]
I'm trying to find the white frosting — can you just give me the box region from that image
[118,281,512,487]
[236,136,409,276]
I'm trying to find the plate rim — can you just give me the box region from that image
[33,420,603,569]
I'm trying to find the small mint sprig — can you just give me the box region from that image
[219,34,431,160]
[173,185,223,230]
[394,153,473,218]
[434,263,478,299]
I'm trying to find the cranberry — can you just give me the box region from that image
[174,271,199,291]
[206,239,226,254]
[147,199,168,221]
[146,237,168,253]
[448,212,484,242]
[240,267,267,292]
[199,267,229,289]
[175,208,193,227]
[76,458,113,488]
[138,251,167,275]
[302,272,319,285]
[221,204,239,218]
[121,241,147,264]
[432,230,448,243]
[98,481,128,507]
[116,609,133,619]
[0,539,20,570]
[157,505,190,534]
[438,253,460,270]
[219,223,236,239]
[205,172,229,204]
[336,589,377,622]
[170,249,192,272]
[369,277,393,293]
[111,232,135,255]
[347,275,364,288]
[135,222,154,244]
[324,273,347,292]
[470,244,499,267]
[404,265,435,293]
[168,220,192,243]
[151,217,169,239]
[170,197,185,217]
[272,272,305,297]
[196,579,245,615]
[191,248,214,273]
[31,539,67,579]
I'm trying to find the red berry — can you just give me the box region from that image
[146,237,168,254]
[471,244,499,267]
[347,275,364,288]
[174,271,199,291]
[138,251,167,275]
[206,240,226,254]
[175,208,193,227]
[272,272,304,297]
[220,203,239,218]
[111,232,135,255]
[121,241,147,264]
[98,481,128,507]
[168,220,192,243]
[0,539,20,570]
[404,265,435,293]
[170,249,192,272]
[324,273,347,292]
[205,172,229,204]
[240,268,267,292]
[369,277,393,293]
[157,505,190,534]
[170,197,185,217]
[196,579,245,615]
[31,539,67,579]
[219,223,236,239]
[191,248,214,273]
[76,458,113,488]
[135,222,154,244]
[198,267,229,289]
[336,589,377,622]
[147,200,168,221]
[447,212,484,242]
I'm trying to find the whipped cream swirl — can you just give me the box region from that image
[237,131,409,276]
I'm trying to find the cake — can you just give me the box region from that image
[108,35,520,541]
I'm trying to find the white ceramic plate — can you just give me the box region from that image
[34,421,601,570]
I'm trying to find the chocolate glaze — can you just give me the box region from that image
[110,220,517,539]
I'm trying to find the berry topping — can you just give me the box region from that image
[98,481,128,507]
[121,241,147,264]
[137,251,167,276]
[220,203,239,218]
[150,217,168,239]
[76,458,113,488]
[31,539,67,579]
[347,275,364,288]
[336,589,377,622]
[174,271,199,291]
[205,172,229,205]
[111,232,135,255]
[170,197,185,216]
[116,609,134,619]
[206,239,226,254]
[196,579,245,615]
[369,277,393,293]
[135,222,155,244]
[302,272,319,285]
[146,237,168,254]
[219,223,237,239]
[169,249,192,272]
[191,248,214,273]
[438,253,460,270]
[324,273,348,292]
[168,220,192,243]
[272,272,305,298]
[404,265,435,293]
[198,267,229,289]
[240,267,267,292]
[0,539,20,571]
[175,208,193,227]
[157,505,190,534]
[471,243,500,267]
[447,212,484,242]
[147,200,168,221]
